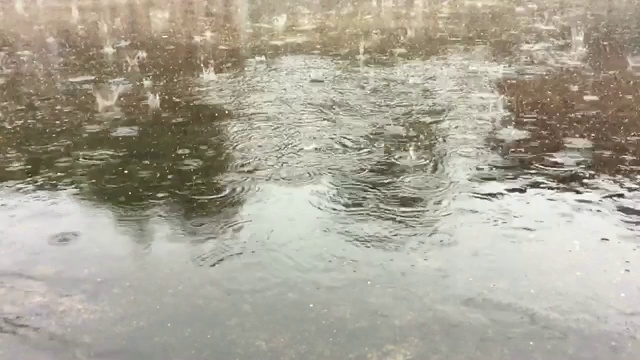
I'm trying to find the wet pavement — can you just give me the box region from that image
[1,0,640,359]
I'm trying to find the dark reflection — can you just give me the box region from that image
[493,27,640,179]
[82,104,233,214]
[0,30,241,245]
[1,82,235,214]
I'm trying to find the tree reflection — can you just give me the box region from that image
[80,101,233,217]
[491,19,640,180]
[0,35,241,249]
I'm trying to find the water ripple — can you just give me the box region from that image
[178,179,255,210]
[74,150,125,165]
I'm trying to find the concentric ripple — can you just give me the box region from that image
[184,51,509,246]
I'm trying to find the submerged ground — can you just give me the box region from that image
[1,0,640,359]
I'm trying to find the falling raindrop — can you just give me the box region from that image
[146,92,161,112]
[92,83,125,113]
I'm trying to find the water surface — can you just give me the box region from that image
[1,0,640,359]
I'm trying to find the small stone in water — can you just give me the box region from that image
[583,95,599,102]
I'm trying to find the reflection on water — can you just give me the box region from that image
[1,0,640,359]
